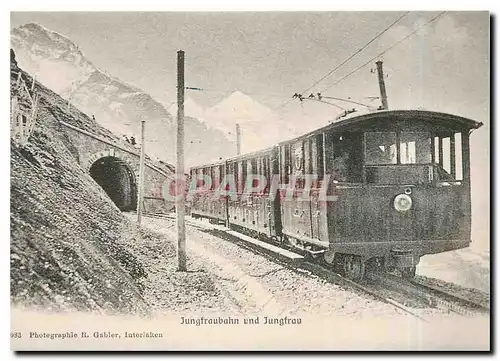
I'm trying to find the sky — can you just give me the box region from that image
[10,11,489,120]
[9,11,490,248]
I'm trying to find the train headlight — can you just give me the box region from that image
[394,194,412,212]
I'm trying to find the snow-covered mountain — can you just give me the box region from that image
[203,91,296,153]
[11,22,233,166]
[11,23,95,95]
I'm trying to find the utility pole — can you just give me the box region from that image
[236,123,241,156]
[375,60,389,110]
[137,119,146,224]
[176,50,187,272]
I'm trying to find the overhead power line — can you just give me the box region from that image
[320,11,447,94]
[277,11,410,110]
[299,11,410,95]
[321,95,372,108]
[305,98,346,111]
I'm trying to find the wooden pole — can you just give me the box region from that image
[236,123,242,156]
[375,61,389,110]
[137,119,146,224]
[176,50,187,271]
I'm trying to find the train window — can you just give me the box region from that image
[197,168,203,187]
[326,132,362,183]
[283,144,291,184]
[234,162,239,192]
[263,156,270,193]
[304,139,312,174]
[400,132,432,164]
[431,133,463,181]
[212,166,219,189]
[250,158,257,177]
[442,137,451,173]
[365,132,397,165]
[307,136,324,182]
[219,164,224,185]
[200,168,207,188]
[434,136,440,165]
[311,137,316,174]
[316,134,325,181]
[455,133,463,180]
[241,160,247,193]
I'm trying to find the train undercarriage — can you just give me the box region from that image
[282,234,419,282]
[193,213,420,282]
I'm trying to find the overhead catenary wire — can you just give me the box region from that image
[298,11,410,96]
[319,11,447,94]
[304,98,346,111]
[185,85,369,117]
[321,95,372,108]
[277,11,410,110]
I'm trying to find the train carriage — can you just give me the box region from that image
[190,160,227,224]
[189,109,482,281]
[277,109,482,280]
[225,147,279,238]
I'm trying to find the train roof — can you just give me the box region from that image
[190,109,483,169]
[278,109,483,145]
[190,145,275,169]
[190,159,226,170]
[223,145,275,163]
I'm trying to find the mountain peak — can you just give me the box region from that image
[19,22,49,32]
[13,22,81,53]
[224,90,255,103]
[11,22,96,94]
[208,90,275,120]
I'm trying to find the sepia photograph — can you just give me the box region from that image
[9,9,490,351]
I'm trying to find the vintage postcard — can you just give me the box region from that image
[10,10,490,351]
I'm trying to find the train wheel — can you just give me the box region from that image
[343,255,365,282]
[401,266,416,279]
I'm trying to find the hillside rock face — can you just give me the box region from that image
[11,22,234,166]
[10,67,151,315]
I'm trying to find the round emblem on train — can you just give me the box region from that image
[394,194,412,212]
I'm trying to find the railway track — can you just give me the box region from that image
[140,212,488,320]
[365,273,489,317]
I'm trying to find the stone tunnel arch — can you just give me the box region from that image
[89,155,138,211]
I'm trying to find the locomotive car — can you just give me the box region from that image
[189,109,482,281]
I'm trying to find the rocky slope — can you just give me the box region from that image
[10,63,224,316]
[10,63,151,314]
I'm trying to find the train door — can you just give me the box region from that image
[224,161,233,226]
[218,163,226,223]
[270,147,282,237]
[309,134,327,242]
[282,139,312,240]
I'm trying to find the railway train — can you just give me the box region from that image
[188,110,483,281]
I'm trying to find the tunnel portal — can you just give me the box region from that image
[89,156,137,211]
